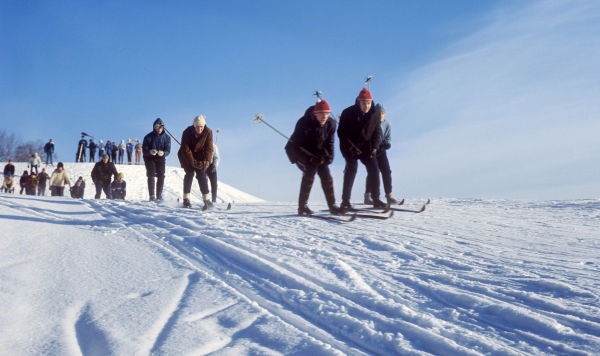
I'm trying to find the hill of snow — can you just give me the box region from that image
[1,161,599,355]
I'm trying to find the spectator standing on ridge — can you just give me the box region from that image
[104,140,112,162]
[76,135,87,162]
[98,139,104,159]
[135,139,143,164]
[126,139,134,165]
[88,139,98,162]
[37,168,49,196]
[118,139,125,164]
[111,141,118,163]
[91,154,118,199]
[143,118,171,201]
[44,139,54,165]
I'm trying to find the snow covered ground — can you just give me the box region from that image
[1,162,599,355]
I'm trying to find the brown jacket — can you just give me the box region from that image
[178,125,213,170]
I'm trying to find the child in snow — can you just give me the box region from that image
[111,172,126,199]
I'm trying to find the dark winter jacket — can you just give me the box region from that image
[91,160,118,184]
[20,173,29,187]
[285,106,336,166]
[44,142,54,154]
[143,119,171,158]
[126,142,134,153]
[70,180,85,199]
[105,142,113,155]
[178,125,213,170]
[337,102,381,159]
[78,139,87,152]
[88,141,98,152]
[3,163,15,176]
[111,180,126,199]
[37,172,49,186]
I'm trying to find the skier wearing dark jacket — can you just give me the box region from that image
[76,136,87,162]
[143,118,171,201]
[91,154,119,199]
[285,99,341,215]
[337,87,386,210]
[37,168,49,196]
[178,115,213,209]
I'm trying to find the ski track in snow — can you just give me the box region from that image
[1,163,599,355]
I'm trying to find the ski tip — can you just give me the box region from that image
[425,198,431,205]
[418,204,426,213]
[398,198,405,206]
[226,202,232,210]
[202,204,208,211]
[349,214,357,222]
[389,210,394,218]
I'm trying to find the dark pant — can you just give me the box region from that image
[50,186,64,196]
[95,181,112,199]
[183,166,209,196]
[366,151,392,196]
[127,151,132,164]
[45,152,53,165]
[207,165,218,202]
[118,150,124,164]
[342,155,380,203]
[89,150,96,162]
[31,165,38,175]
[38,184,46,196]
[144,156,166,199]
[298,163,336,207]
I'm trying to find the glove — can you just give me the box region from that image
[157,150,164,157]
[370,148,377,158]
[208,165,216,175]
[150,149,158,156]
[308,156,324,166]
[194,161,210,170]
[382,141,391,150]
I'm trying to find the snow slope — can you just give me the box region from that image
[1,162,599,355]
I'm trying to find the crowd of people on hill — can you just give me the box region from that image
[2,86,399,214]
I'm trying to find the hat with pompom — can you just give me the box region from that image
[356,87,372,101]
[314,99,331,113]
[193,115,206,127]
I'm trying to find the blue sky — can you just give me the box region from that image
[2,0,598,201]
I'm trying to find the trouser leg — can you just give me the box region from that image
[342,157,358,203]
[361,156,380,200]
[377,152,392,195]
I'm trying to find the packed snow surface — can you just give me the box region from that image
[1,162,599,355]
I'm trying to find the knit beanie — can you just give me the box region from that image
[193,115,206,127]
[356,87,373,101]
[314,99,331,113]
[375,103,386,114]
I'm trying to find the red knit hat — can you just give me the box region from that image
[356,87,373,101]
[314,99,331,113]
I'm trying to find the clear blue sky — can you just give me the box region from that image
[2,0,598,201]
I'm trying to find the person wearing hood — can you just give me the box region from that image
[91,154,118,199]
[285,99,341,215]
[337,87,386,210]
[143,118,171,201]
[178,115,213,209]
[19,170,29,194]
[49,162,72,196]
[88,139,98,162]
[28,153,42,175]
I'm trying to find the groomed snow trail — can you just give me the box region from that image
[1,194,599,355]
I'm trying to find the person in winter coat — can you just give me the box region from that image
[104,140,112,162]
[91,154,119,199]
[70,177,86,199]
[363,103,399,205]
[49,162,72,196]
[37,168,49,196]
[178,115,213,209]
[76,136,87,162]
[207,143,220,203]
[118,140,125,164]
[337,88,386,210]
[44,139,54,165]
[26,172,39,195]
[143,118,171,201]
[126,139,134,165]
[285,99,341,215]
[111,141,118,163]
[111,172,127,199]
[88,139,98,162]
[135,140,143,165]
[3,159,15,177]
[98,139,105,159]
[19,170,29,194]
[28,153,42,175]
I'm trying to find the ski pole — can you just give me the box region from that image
[163,127,181,146]
[365,75,373,91]
[253,114,318,159]
[215,128,220,145]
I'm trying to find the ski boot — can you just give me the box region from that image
[298,204,314,216]
[149,195,156,202]
[386,193,398,205]
[340,200,353,212]
[328,204,343,216]
[183,198,192,208]
[372,198,388,209]
[364,192,373,205]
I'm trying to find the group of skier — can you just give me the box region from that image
[75,137,144,165]
[285,87,397,216]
